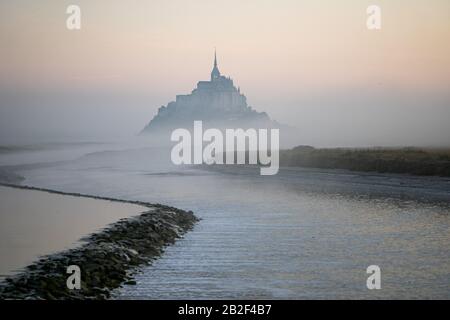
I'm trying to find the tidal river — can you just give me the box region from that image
[4,144,450,299]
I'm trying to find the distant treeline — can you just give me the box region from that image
[279,146,450,177]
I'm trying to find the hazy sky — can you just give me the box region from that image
[0,0,449,146]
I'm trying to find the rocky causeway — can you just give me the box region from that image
[0,185,199,300]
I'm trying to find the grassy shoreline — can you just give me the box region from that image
[280,146,450,177]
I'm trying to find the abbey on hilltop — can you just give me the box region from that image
[140,51,278,134]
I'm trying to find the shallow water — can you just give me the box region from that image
[0,186,145,276]
[5,144,450,299]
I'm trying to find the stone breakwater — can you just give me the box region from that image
[0,185,199,300]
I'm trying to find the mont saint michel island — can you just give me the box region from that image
[141,52,280,135]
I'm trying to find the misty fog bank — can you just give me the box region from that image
[1,87,449,148]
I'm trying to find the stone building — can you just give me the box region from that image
[141,51,275,134]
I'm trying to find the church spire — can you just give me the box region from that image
[214,49,218,68]
[211,48,221,81]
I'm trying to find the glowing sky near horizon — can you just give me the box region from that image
[0,0,449,146]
